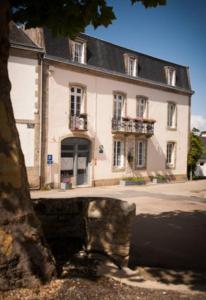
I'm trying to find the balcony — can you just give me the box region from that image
[70,114,88,131]
[112,117,155,137]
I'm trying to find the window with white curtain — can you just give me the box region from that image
[166,142,175,167]
[113,139,124,168]
[128,57,137,77]
[137,97,147,118]
[167,102,176,128]
[135,140,146,168]
[165,66,176,86]
[72,41,85,63]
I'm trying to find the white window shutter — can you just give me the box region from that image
[133,59,137,76]
[82,43,85,64]
[142,141,146,167]
[121,141,124,168]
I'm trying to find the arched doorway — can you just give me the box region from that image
[61,137,90,186]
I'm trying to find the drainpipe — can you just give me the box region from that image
[38,53,43,188]
[92,76,98,186]
[31,53,43,190]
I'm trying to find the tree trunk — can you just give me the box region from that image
[0,0,56,290]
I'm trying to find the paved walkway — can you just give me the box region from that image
[31,180,206,294]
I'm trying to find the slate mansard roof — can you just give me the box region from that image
[9,24,192,93]
[43,28,192,93]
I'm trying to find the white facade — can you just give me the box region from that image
[45,64,190,188]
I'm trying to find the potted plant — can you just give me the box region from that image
[151,174,167,184]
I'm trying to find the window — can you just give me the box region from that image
[113,94,124,120]
[135,140,146,168]
[166,142,175,167]
[72,41,85,64]
[128,57,137,77]
[167,102,176,128]
[124,53,138,77]
[113,140,124,168]
[137,97,147,118]
[70,86,83,116]
[165,66,176,86]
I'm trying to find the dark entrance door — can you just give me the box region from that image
[61,138,90,186]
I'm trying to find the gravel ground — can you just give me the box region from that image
[1,277,206,300]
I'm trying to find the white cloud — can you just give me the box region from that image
[191,115,206,132]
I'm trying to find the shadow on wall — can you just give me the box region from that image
[131,135,178,180]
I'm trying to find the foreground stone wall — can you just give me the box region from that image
[33,197,136,266]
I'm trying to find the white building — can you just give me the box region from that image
[9,23,43,188]
[9,24,193,188]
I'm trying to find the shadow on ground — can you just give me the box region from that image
[126,209,206,291]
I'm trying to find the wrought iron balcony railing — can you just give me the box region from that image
[70,114,88,131]
[112,117,155,137]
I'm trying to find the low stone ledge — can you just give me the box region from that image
[33,197,136,267]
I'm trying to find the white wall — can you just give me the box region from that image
[8,56,37,120]
[8,55,38,168]
[16,123,35,167]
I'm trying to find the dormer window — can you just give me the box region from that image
[71,39,86,64]
[165,66,176,86]
[124,53,137,77]
[128,56,137,77]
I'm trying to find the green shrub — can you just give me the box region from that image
[123,176,144,182]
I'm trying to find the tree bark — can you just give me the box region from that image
[0,0,56,290]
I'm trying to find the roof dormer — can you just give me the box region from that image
[70,37,87,64]
[165,66,176,86]
[124,53,138,77]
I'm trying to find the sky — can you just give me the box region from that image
[85,0,206,131]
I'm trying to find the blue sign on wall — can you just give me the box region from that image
[47,154,53,164]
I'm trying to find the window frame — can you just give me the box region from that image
[123,53,138,77]
[113,139,125,170]
[166,141,176,169]
[135,139,147,169]
[167,102,177,129]
[113,93,125,120]
[71,39,86,64]
[136,96,148,118]
[165,66,176,86]
[128,56,137,77]
[70,86,83,116]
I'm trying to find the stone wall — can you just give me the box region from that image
[33,197,136,266]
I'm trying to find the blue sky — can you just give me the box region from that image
[86,0,206,130]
